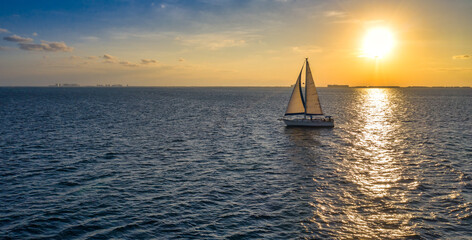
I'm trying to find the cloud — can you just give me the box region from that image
[452,55,470,60]
[0,28,9,33]
[102,54,118,63]
[69,55,81,60]
[32,32,38,36]
[176,32,251,50]
[119,61,139,67]
[363,19,387,27]
[3,34,33,43]
[141,59,157,64]
[292,45,323,54]
[0,46,9,50]
[331,18,385,25]
[66,55,91,65]
[3,33,73,52]
[103,54,115,60]
[324,11,346,18]
[60,55,101,66]
[178,58,185,62]
[101,54,139,67]
[19,41,73,52]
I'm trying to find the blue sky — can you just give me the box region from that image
[1,0,471,86]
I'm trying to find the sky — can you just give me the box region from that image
[0,0,471,87]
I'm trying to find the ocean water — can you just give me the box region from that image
[0,87,471,239]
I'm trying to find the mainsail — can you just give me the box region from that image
[284,59,323,116]
[284,65,306,115]
[304,59,323,115]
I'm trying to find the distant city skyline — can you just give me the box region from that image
[1,0,471,87]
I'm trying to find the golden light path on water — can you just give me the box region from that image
[306,88,421,239]
[342,89,415,238]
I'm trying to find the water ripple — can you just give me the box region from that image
[0,87,471,239]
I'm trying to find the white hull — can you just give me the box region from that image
[283,118,334,127]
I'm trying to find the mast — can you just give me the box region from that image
[304,58,323,115]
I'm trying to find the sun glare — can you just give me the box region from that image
[361,27,395,59]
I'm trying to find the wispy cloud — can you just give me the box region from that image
[3,34,33,43]
[329,17,387,26]
[101,54,140,67]
[0,28,9,33]
[109,30,175,41]
[141,59,158,64]
[119,61,139,67]
[363,19,388,26]
[19,41,73,52]
[103,54,115,60]
[452,54,470,60]
[175,32,251,50]
[68,55,94,66]
[69,55,81,60]
[0,46,9,50]
[102,54,118,63]
[324,11,346,18]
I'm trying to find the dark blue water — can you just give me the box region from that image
[1,87,471,239]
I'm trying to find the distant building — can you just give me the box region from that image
[48,83,80,87]
[327,84,349,88]
[62,83,80,87]
[96,84,123,87]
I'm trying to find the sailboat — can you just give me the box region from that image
[282,58,334,127]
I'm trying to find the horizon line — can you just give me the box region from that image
[0,85,471,88]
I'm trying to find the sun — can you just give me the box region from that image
[361,27,395,59]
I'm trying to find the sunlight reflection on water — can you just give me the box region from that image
[308,88,420,238]
[344,89,416,238]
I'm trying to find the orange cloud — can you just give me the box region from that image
[452,55,470,60]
